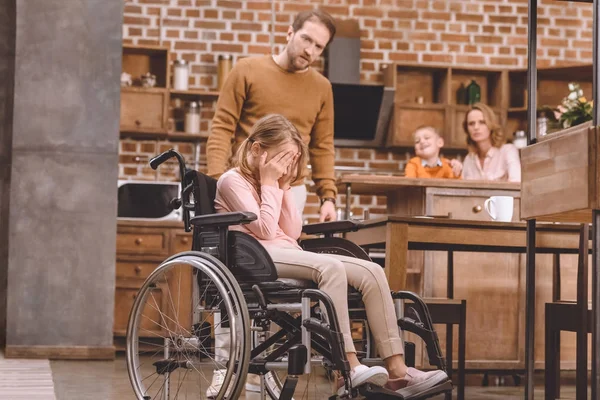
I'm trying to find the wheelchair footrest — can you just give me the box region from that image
[360,380,453,400]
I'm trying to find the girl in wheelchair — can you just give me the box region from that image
[213,114,448,396]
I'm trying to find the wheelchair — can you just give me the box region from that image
[125,149,453,400]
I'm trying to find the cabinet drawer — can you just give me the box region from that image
[431,194,520,222]
[172,232,193,254]
[116,260,159,281]
[116,230,169,255]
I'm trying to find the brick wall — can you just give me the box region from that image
[121,0,592,221]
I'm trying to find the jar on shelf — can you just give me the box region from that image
[173,59,189,91]
[217,55,232,91]
[513,130,527,149]
[184,101,201,134]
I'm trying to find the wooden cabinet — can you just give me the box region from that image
[383,63,508,150]
[113,221,192,349]
[384,62,594,150]
[119,44,218,143]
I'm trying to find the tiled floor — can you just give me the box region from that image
[48,354,583,400]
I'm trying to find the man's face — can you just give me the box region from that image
[285,19,331,72]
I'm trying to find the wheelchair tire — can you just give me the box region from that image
[126,251,251,400]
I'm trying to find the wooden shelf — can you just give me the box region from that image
[119,129,168,140]
[119,129,208,142]
[167,131,209,141]
[395,103,446,110]
[508,107,528,113]
[169,89,220,97]
[121,86,167,93]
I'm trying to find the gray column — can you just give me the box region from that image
[4,0,123,359]
[0,0,16,348]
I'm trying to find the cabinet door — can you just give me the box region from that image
[114,283,166,337]
[120,88,168,132]
[387,105,448,147]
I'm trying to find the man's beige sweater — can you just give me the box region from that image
[207,55,337,199]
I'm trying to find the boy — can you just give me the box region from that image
[404,126,462,179]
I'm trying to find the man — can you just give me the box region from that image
[205,10,338,397]
[206,9,338,222]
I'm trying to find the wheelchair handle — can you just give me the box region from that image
[148,149,192,231]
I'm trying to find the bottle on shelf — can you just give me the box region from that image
[217,55,232,91]
[173,59,189,91]
[184,101,201,134]
[466,80,481,105]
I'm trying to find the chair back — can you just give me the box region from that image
[187,169,278,283]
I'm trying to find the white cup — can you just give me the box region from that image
[484,196,514,222]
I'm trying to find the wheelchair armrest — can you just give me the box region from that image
[190,211,257,228]
[301,220,363,236]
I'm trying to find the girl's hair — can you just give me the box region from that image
[235,114,308,191]
[462,102,506,149]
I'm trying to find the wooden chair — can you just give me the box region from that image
[545,224,590,400]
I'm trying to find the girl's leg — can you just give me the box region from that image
[329,254,408,378]
[268,248,357,361]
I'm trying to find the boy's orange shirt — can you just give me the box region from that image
[404,157,459,179]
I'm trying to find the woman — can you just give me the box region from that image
[214,113,448,396]
[462,103,521,182]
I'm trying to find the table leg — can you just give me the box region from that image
[592,209,600,399]
[525,219,536,400]
[345,184,351,220]
[385,222,408,292]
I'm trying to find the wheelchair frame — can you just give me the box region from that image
[125,149,453,400]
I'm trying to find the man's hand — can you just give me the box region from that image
[319,199,337,222]
[450,159,463,177]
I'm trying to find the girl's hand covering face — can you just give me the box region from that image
[278,153,300,190]
[258,149,296,188]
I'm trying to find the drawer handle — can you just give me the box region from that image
[135,119,141,127]
[135,237,143,245]
[473,205,482,213]
[134,265,142,274]
[181,237,189,244]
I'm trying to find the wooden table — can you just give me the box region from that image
[345,216,585,292]
[338,175,520,219]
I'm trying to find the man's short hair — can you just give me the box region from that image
[292,10,336,45]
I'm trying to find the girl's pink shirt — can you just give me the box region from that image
[214,169,303,250]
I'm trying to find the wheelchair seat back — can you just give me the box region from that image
[186,169,278,283]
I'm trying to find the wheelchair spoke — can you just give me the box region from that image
[127,256,250,399]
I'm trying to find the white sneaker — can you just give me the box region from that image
[245,373,261,392]
[206,369,235,398]
[337,364,389,395]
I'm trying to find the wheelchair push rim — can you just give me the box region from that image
[126,252,251,400]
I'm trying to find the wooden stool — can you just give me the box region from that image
[544,224,589,400]
[423,298,467,400]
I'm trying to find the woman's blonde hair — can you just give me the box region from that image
[235,114,308,191]
[462,102,506,149]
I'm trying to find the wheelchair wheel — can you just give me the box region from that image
[126,252,251,400]
[252,321,338,399]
